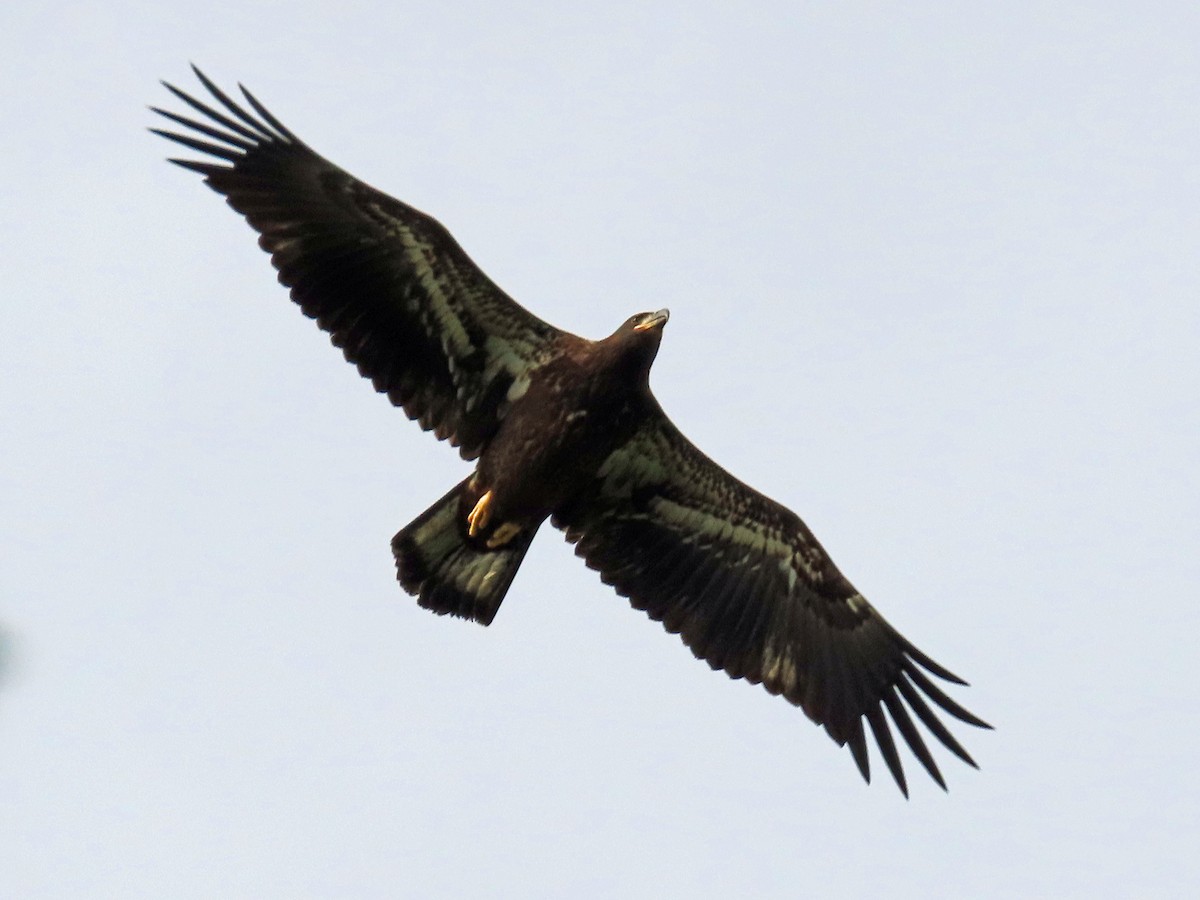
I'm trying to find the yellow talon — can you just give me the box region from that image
[467,490,493,538]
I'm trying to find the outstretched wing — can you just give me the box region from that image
[553,402,991,796]
[152,66,571,459]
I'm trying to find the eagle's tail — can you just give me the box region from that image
[391,479,537,626]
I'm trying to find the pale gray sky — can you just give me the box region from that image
[3,2,1199,897]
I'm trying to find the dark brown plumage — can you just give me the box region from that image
[152,66,991,796]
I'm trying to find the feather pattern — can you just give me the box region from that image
[554,403,992,795]
[151,65,564,459]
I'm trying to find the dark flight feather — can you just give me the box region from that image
[153,64,564,460]
[553,403,992,792]
[154,68,990,795]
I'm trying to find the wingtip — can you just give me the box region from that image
[883,690,948,791]
[847,719,871,785]
[164,157,225,176]
[902,639,969,685]
[865,705,909,797]
[902,660,991,730]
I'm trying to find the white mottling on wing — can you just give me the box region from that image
[395,230,474,360]
[653,496,791,562]
[781,559,797,593]
[506,376,530,402]
[762,645,797,693]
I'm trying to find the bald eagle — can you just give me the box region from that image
[152,67,990,796]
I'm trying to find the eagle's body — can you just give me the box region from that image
[396,314,669,623]
[471,318,662,542]
[153,67,990,796]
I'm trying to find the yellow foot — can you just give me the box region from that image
[486,521,522,549]
[467,490,493,538]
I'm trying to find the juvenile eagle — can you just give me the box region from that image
[152,67,990,796]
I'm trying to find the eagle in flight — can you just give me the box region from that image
[153,67,990,796]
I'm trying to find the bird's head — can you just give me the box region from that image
[603,308,670,382]
[621,308,670,349]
